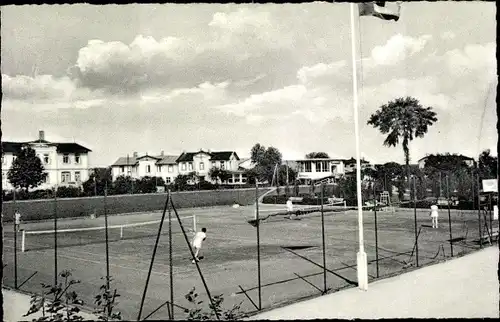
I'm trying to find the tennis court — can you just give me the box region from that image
[2,199,491,320]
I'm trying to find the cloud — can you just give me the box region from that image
[369,34,432,66]
[443,42,496,78]
[214,84,307,117]
[2,74,76,101]
[297,61,347,85]
[441,31,456,40]
[208,8,272,32]
[140,81,229,104]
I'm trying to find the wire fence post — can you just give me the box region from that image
[373,183,379,278]
[255,181,262,310]
[320,183,327,293]
[13,189,18,289]
[413,177,419,267]
[477,173,483,249]
[104,182,110,292]
[168,190,174,319]
[169,199,220,320]
[53,187,58,286]
[488,193,493,240]
[446,175,454,257]
[137,193,171,321]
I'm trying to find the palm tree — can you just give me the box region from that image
[367,96,437,195]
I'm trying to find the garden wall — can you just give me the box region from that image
[2,188,270,222]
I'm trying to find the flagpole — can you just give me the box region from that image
[350,2,368,291]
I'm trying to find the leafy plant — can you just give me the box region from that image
[7,146,48,191]
[183,287,243,320]
[94,276,121,321]
[24,271,121,321]
[24,270,84,321]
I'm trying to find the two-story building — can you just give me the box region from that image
[111,151,179,184]
[292,158,346,184]
[1,131,92,190]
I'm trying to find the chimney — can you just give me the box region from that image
[161,150,164,156]
[39,130,45,141]
[133,152,138,158]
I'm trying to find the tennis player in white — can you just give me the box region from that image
[286,198,294,219]
[430,203,439,228]
[191,227,207,263]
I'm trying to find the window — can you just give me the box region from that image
[323,161,329,172]
[228,177,233,183]
[1,155,5,164]
[75,171,81,182]
[220,161,225,170]
[45,173,50,183]
[181,163,186,171]
[166,177,171,184]
[75,154,81,164]
[157,165,162,172]
[146,165,151,173]
[61,171,71,183]
[44,154,50,164]
[120,166,125,173]
[200,162,205,170]
[63,154,69,164]
[188,162,193,171]
[168,165,173,173]
[211,161,216,168]
[304,162,312,172]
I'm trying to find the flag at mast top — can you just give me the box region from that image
[359,1,402,21]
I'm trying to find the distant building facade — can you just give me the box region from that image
[110,150,247,185]
[1,131,92,190]
[291,158,346,184]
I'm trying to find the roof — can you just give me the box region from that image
[112,156,138,166]
[294,158,344,162]
[2,141,91,154]
[177,150,239,162]
[2,142,24,153]
[177,152,198,162]
[211,151,239,161]
[136,154,162,161]
[156,155,179,165]
[56,143,92,154]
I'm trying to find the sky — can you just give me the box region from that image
[1,2,497,167]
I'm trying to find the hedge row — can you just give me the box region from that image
[1,183,259,201]
[2,188,271,222]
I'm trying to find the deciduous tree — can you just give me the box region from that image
[7,146,47,191]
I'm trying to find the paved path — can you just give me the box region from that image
[248,246,499,319]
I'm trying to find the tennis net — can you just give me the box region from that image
[19,215,197,252]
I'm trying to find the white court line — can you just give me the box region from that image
[3,243,195,276]
[210,236,257,243]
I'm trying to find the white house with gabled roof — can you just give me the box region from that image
[1,130,92,190]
